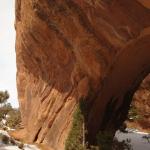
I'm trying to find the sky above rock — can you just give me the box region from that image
[0,0,18,107]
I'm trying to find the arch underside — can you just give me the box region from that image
[87,34,150,143]
[15,0,150,149]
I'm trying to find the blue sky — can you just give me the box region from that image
[0,0,18,107]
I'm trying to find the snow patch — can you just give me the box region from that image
[115,129,150,150]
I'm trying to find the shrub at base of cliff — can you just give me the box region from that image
[127,105,142,121]
[0,103,13,120]
[65,100,115,150]
[0,133,10,144]
[113,139,133,150]
[65,103,85,150]
[6,109,21,129]
[97,132,133,150]
[96,131,114,150]
[65,101,133,150]
[65,100,100,150]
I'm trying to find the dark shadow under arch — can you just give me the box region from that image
[87,34,150,143]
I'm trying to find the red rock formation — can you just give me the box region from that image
[127,74,150,132]
[15,0,150,149]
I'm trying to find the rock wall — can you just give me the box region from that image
[15,0,150,149]
[127,74,150,132]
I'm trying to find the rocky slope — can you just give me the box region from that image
[127,74,150,132]
[15,0,150,149]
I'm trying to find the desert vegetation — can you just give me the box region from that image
[65,101,133,150]
[0,90,21,129]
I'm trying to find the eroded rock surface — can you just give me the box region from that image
[127,74,150,132]
[15,0,150,149]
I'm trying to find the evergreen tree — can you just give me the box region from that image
[0,91,21,129]
[0,91,9,104]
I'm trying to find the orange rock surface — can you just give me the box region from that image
[127,74,150,133]
[15,0,150,149]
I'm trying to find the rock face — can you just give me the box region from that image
[127,74,150,132]
[15,0,150,149]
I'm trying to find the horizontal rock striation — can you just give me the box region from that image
[15,0,150,149]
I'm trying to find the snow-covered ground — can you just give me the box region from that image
[115,128,150,150]
[0,129,150,150]
[0,144,39,150]
[0,130,40,150]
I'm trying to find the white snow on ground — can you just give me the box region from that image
[0,144,39,150]
[0,129,150,150]
[115,129,150,150]
[0,130,40,150]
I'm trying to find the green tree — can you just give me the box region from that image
[0,91,9,104]
[0,103,13,121]
[0,91,11,122]
[6,109,21,129]
[0,90,21,129]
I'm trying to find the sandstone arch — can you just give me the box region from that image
[87,34,150,143]
[15,0,150,149]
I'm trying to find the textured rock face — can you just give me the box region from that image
[15,0,150,149]
[127,74,150,132]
